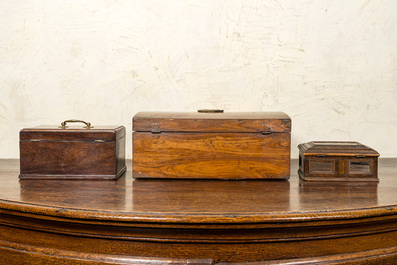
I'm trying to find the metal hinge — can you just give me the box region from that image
[151,129,162,134]
[94,139,106,143]
[30,139,41,142]
[357,155,366,158]
[261,131,272,135]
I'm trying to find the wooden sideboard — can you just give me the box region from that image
[1,159,397,264]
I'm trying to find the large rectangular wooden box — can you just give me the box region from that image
[298,141,379,182]
[133,111,291,179]
[19,122,126,180]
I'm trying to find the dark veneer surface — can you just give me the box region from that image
[1,159,397,264]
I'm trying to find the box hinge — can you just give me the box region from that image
[356,155,366,158]
[316,154,326,157]
[30,139,41,142]
[261,131,272,135]
[151,129,162,134]
[94,139,106,143]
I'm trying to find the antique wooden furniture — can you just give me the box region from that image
[1,159,397,264]
[298,141,380,181]
[19,120,126,179]
[133,111,291,179]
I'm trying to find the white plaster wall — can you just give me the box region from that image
[1,0,397,159]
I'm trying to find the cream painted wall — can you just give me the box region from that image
[1,0,397,159]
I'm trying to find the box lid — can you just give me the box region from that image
[298,141,380,157]
[133,111,291,133]
[20,122,125,142]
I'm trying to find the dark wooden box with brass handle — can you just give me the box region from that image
[19,120,126,180]
[133,111,291,179]
[298,141,380,182]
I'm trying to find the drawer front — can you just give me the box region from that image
[306,158,337,177]
[302,156,378,181]
[345,158,376,177]
[310,159,336,174]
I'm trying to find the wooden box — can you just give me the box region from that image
[19,120,126,180]
[133,111,291,179]
[298,141,379,182]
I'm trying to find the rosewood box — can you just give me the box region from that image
[133,111,291,179]
[298,141,379,182]
[19,120,126,180]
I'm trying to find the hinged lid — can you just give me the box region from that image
[133,111,291,133]
[20,124,125,142]
[298,141,380,157]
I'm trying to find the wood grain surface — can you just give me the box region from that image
[133,132,290,179]
[1,159,397,263]
[133,111,291,133]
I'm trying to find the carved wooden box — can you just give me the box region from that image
[298,141,379,182]
[19,120,126,180]
[133,111,291,179]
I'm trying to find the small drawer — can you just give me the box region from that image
[309,159,336,175]
[346,159,373,175]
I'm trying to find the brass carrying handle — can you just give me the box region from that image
[198,109,224,113]
[61,120,91,129]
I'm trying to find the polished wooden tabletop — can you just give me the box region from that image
[0,159,396,223]
[1,159,397,264]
